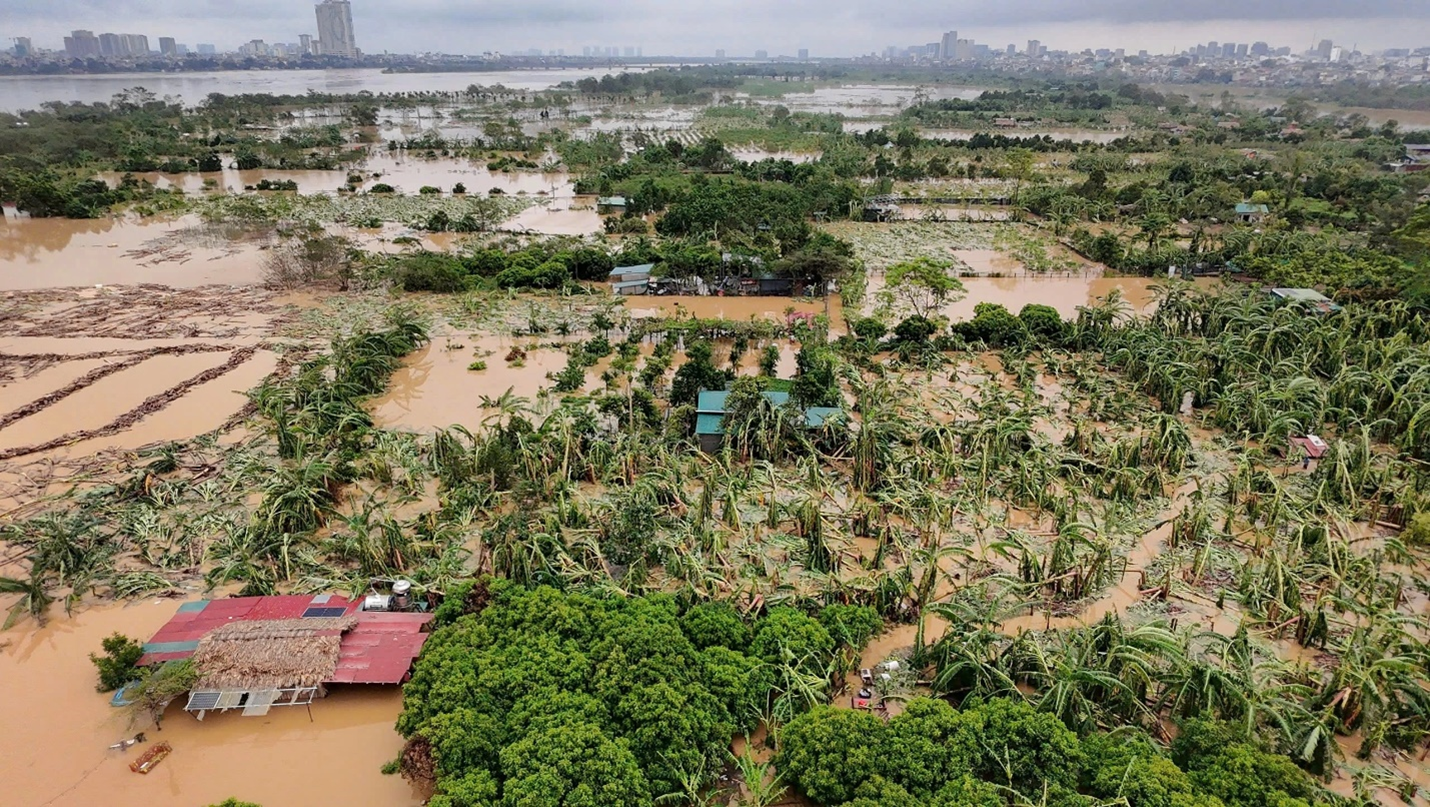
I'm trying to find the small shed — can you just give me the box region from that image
[1289,434,1329,460]
[1235,202,1270,223]
[609,263,654,283]
[612,278,650,296]
[1269,288,1342,314]
[694,389,842,452]
[596,196,628,213]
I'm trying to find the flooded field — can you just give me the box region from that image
[0,286,289,461]
[921,127,1130,144]
[0,66,662,113]
[734,83,984,116]
[95,151,576,199]
[0,600,419,807]
[371,335,571,432]
[0,214,270,291]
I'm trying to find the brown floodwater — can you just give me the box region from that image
[500,202,604,236]
[0,359,108,412]
[952,249,1025,275]
[61,349,278,456]
[0,214,267,291]
[0,601,420,807]
[371,336,571,433]
[0,352,234,453]
[626,295,841,323]
[96,152,575,199]
[896,206,1012,222]
[865,274,1215,321]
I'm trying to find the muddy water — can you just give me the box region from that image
[626,295,841,323]
[0,66,662,113]
[0,601,419,807]
[0,215,266,291]
[953,249,1024,275]
[500,200,603,236]
[866,274,1214,321]
[63,350,278,455]
[371,336,570,433]
[0,352,234,452]
[897,206,1012,222]
[0,359,108,411]
[97,152,576,199]
[735,83,984,116]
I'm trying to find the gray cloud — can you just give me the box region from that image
[4,0,1426,54]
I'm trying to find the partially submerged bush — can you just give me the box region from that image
[89,632,143,692]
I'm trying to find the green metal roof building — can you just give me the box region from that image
[694,389,841,452]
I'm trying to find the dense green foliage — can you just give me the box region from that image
[398,585,871,806]
[88,632,143,692]
[780,699,1321,807]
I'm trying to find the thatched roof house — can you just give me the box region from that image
[139,594,433,718]
[191,616,357,691]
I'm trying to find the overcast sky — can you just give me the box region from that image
[6,0,1429,56]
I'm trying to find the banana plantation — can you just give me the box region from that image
[6,281,1430,805]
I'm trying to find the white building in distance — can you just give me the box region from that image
[315,0,358,58]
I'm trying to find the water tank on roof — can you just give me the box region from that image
[392,579,413,610]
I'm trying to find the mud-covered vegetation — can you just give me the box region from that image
[6,63,1430,807]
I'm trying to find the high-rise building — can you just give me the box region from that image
[1316,39,1334,60]
[715,48,726,58]
[1006,44,1015,56]
[159,37,178,56]
[1250,41,1269,57]
[754,49,769,60]
[65,30,101,59]
[798,48,809,60]
[1235,43,1248,58]
[13,37,33,57]
[196,43,216,55]
[124,34,149,55]
[940,31,958,60]
[315,0,358,58]
[1026,40,1042,58]
[299,34,314,55]
[99,33,124,57]
[623,46,635,57]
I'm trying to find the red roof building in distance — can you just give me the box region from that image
[139,594,432,686]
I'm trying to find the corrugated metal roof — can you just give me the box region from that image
[695,413,725,436]
[329,612,434,685]
[696,389,791,414]
[139,595,362,666]
[1235,203,1269,214]
[609,263,654,275]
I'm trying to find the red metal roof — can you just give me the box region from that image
[329,612,434,684]
[138,595,363,666]
[138,595,429,685]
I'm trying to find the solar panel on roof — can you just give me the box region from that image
[186,691,221,711]
[302,606,347,618]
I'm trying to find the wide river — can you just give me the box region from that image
[0,66,650,112]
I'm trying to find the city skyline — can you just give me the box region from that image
[4,0,1427,57]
